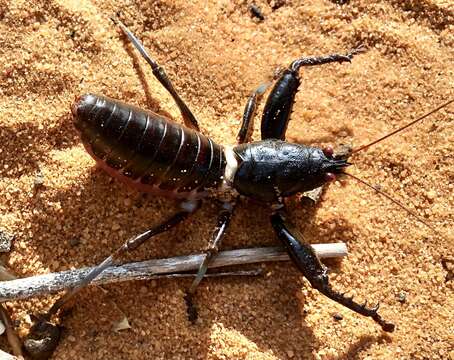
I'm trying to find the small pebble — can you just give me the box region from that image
[397,291,407,303]
[426,190,437,201]
[33,170,45,188]
[0,229,14,252]
[333,313,343,321]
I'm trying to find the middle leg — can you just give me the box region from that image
[184,200,237,322]
[183,78,272,319]
[184,71,260,316]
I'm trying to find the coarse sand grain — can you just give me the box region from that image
[0,1,453,359]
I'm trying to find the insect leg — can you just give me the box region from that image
[289,46,365,71]
[261,46,364,140]
[184,200,237,322]
[46,200,201,318]
[111,17,200,131]
[25,200,201,358]
[236,82,271,143]
[270,207,395,332]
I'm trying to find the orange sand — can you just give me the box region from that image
[0,1,453,359]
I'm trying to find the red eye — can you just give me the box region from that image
[325,172,336,182]
[323,145,334,157]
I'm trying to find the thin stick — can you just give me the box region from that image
[0,304,23,358]
[0,244,346,302]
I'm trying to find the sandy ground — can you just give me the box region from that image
[0,0,453,359]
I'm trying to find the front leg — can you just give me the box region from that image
[261,46,364,140]
[270,207,395,332]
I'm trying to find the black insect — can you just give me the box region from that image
[25,17,452,359]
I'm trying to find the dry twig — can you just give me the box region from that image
[0,244,346,303]
[0,304,23,358]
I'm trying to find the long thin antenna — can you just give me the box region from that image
[343,172,438,233]
[352,99,453,154]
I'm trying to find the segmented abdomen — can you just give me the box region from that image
[72,94,226,198]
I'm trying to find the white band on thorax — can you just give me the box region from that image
[223,146,238,184]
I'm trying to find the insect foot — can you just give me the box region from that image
[271,210,395,332]
[23,315,61,360]
[312,276,395,332]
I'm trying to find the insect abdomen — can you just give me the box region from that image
[72,94,225,198]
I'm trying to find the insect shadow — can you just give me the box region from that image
[19,149,361,358]
[15,78,398,360]
[0,114,77,179]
